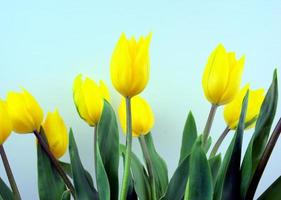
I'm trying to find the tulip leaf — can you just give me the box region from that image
[37,128,66,200]
[59,161,94,189]
[214,91,249,200]
[69,129,98,200]
[61,190,70,200]
[179,111,197,164]
[257,176,281,200]
[120,144,151,200]
[144,133,168,198]
[241,70,278,199]
[209,154,221,185]
[0,177,13,200]
[97,101,119,199]
[161,154,190,200]
[185,139,213,200]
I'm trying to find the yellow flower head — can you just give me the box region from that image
[7,89,43,133]
[73,74,110,127]
[118,96,154,137]
[110,33,152,97]
[42,110,68,159]
[223,84,265,130]
[202,44,245,105]
[0,99,12,144]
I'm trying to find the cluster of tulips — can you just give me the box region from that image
[0,33,280,200]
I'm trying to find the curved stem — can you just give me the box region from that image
[0,145,21,200]
[33,130,76,198]
[139,135,157,200]
[210,127,230,158]
[246,117,281,200]
[202,104,218,147]
[120,97,132,200]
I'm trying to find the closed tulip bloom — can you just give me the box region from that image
[7,89,43,133]
[202,44,245,105]
[42,110,68,158]
[0,100,12,144]
[73,74,110,126]
[118,96,154,137]
[224,84,265,130]
[111,33,152,97]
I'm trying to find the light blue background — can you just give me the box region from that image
[0,0,280,199]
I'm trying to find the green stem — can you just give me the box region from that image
[246,117,281,200]
[120,97,133,200]
[139,135,157,200]
[210,127,230,158]
[202,104,218,147]
[0,145,21,200]
[33,130,76,198]
[93,127,97,187]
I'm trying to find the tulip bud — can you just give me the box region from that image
[110,33,152,97]
[224,84,265,130]
[0,100,12,144]
[118,96,154,137]
[73,74,110,126]
[202,44,245,105]
[7,89,43,133]
[42,110,68,158]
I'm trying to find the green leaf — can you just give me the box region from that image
[179,111,197,164]
[120,144,151,200]
[257,176,281,200]
[97,101,119,199]
[209,154,221,185]
[214,91,249,200]
[59,161,94,189]
[185,139,213,200]
[69,129,98,200]
[37,128,66,200]
[144,133,168,198]
[241,71,278,199]
[0,177,13,200]
[161,155,190,200]
[61,190,70,200]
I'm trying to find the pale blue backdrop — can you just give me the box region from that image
[0,0,280,199]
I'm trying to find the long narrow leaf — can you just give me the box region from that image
[179,111,197,164]
[97,101,119,199]
[144,133,168,198]
[37,128,66,200]
[0,177,13,200]
[214,91,249,200]
[241,71,278,199]
[257,176,281,200]
[69,129,98,200]
[185,139,213,200]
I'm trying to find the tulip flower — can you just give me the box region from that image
[110,33,152,97]
[224,84,265,130]
[201,44,245,145]
[0,99,12,144]
[118,96,154,137]
[202,44,245,105]
[7,89,43,133]
[42,110,68,159]
[210,85,265,157]
[73,74,110,126]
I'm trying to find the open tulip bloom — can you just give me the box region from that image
[0,35,280,200]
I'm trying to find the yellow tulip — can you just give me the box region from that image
[223,84,265,130]
[7,89,43,133]
[110,33,152,97]
[202,44,245,105]
[73,74,110,126]
[42,110,68,158]
[0,100,12,144]
[118,96,154,137]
